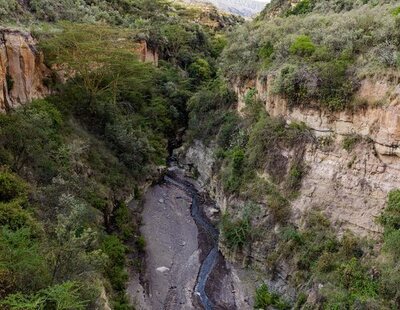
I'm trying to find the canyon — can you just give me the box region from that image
[2,4,399,305]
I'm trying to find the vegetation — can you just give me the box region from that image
[342,134,362,152]
[221,1,400,110]
[2,0,400,309]
[254,284,290,310]
[186,1,400,309]
[220,212,252,251]
[0,0,233,308]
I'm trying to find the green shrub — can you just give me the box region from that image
[0,170,27,203]
[342,134,362,152]
[0,227,50,293]
[381,189,400,230]
[0,0,19,19]
[221,147,246,193]
[220,213,252,251]
[290,35,316,56]
[254,284,290,310]
[113,202,134,240]
[338,258,378,298]
[380,190,400,260]
[0,201,37,232]
[0,100,63,182]
[254,284,272,309]
[216,113,241,150]
[102,235,127,267]
[136,236,146,252]
[187,79,236,144]
[267,194,290,224]
[258,41,274,66]
[286,163,305,193]
[188,58,212,83]
[1,281,87,310]
[391,6,400,16]
[383,230,400,259]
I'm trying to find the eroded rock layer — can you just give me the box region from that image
[0,29,49,112]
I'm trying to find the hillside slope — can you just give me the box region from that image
[184,0,400,308]
[0,1,242,309]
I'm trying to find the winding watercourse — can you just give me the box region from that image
[164,173,220,310]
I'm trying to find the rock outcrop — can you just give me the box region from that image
[232,75,400,235]
[135,40,159,67]
[0,29,50,112]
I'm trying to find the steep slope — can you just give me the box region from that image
[0,1,243,309]
[184,0,400,308]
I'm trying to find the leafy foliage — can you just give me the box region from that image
[0,1,230,307]
[220,212,252,251]
[254,284,290,310]
[221,1,398,110]
[289,35,316,56]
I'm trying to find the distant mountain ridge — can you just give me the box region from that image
[183,0,267,17]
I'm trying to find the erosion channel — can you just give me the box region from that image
[129,163,251,309]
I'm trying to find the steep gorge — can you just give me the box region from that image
[1,0,400,309]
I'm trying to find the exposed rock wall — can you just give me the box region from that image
[178,141,297,299]
[0,29,50,112]
[232,75,400,235]
[135,40,159,67]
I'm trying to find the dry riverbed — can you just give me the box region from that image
[128,168,255,309]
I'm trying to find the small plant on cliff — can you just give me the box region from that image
[254,283,291,310]
[285,162,305,194]
[342,134,362,152]
[220,212,252,251]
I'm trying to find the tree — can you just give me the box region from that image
[188,58,212,83]
[48,194,106,284]
[290,35,316,56]
[1,281,86,310]
[0,227,50,293]
[40,23,153,107]
[0,100,63,180]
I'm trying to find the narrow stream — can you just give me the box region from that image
[164,174,219,310]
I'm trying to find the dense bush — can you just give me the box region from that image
[289,35,316,56]
[0,100,63,181]
[380,190,400,260]
[187,78,237,143]
[221,2,398,110]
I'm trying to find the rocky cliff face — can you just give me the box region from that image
[178,141,296,299]
[232,75,400,235]
[0,29,50,112]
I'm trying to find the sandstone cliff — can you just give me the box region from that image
[0,29,50,112]
[232,75,400,235]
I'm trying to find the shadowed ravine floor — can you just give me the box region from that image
[128,167,252,309]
